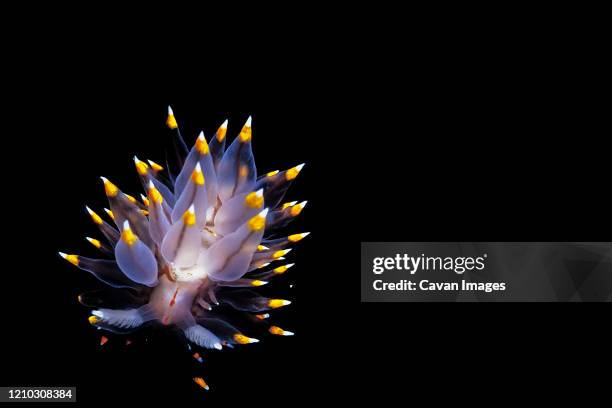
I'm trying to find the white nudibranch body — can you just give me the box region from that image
[60,110,308,389]
[146,275,203,327]
[170,260,208,282]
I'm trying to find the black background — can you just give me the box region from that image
[1,8,610,406]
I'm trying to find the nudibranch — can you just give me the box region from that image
[59,107,307,388]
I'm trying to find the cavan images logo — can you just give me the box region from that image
[371,253,507,293]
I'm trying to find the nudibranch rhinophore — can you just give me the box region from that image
[59,107,308,389]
